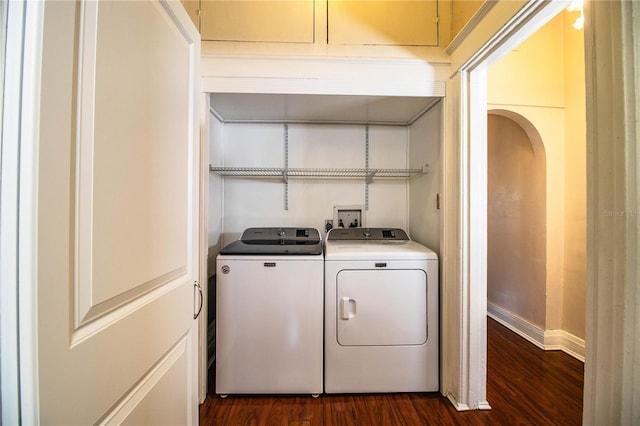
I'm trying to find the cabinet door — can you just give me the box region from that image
[201,1,315,43]
[328,0,439,46]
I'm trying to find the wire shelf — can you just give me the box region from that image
[209,167,284,177]
[209,166,425,180]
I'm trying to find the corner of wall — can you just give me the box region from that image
[560,7,587,342]
[488,302,585,362]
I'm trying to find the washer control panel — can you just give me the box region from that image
[241,227,320,245]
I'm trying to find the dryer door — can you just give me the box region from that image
[336,269,427,346]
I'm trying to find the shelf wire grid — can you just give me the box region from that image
[209,166,423,179]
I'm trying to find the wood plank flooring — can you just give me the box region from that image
[199,318,584,425]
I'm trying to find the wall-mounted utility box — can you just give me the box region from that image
[334,205,365,228]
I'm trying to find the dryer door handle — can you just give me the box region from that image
[340,297,356,320]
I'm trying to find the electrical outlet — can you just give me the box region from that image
[325,219,333,233]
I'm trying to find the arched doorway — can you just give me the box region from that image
[487,110,546,328]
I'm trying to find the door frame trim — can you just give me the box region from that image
[1,0,44,424]
[445,0,640,421]
[198,93,211,403]
[441,0,568,411]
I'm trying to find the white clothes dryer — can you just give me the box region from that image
[324,227,439,393]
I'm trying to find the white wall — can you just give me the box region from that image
[409,102,442,255]
[209,121,414,250]
[207,112,223,274]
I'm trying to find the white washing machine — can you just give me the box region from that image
[216,227,324,396]
[324,227,439,393]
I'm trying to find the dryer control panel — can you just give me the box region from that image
[327,227,409,241]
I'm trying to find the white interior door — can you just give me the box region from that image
[36,1,201,424]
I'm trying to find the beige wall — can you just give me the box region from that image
[487,105,565,330]
[562,11,586,338]
[487,11,586,339]
[488,114,546,327]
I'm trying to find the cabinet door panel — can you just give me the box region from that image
[328,0,438,46]
[201,1,315,43]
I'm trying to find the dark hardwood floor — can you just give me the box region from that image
[199,318,584,425]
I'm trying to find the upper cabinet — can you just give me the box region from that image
[200,1,315,43]
[183,0,444,47]
[184,0,453,98]
[328,1,438,46]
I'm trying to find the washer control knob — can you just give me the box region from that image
[363,228,372,238]
[277,229,285,236]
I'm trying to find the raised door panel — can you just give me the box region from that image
[81,0,191,324]
[328,0,439,46]
[37,1,200,423]
[200,1,315,43]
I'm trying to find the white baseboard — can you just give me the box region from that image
[487,302,546,349]
[445,393,492,411]
[544,329,585,362]
[487,302,585,362]
[445,393,471,411]
[477,401,492,410]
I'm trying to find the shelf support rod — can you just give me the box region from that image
[365,125,370,211]
[284,123,289,210]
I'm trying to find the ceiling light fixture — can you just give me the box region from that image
[567,0,584,30]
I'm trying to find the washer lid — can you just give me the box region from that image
[220,240,323,256]
[220,227,323,255]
